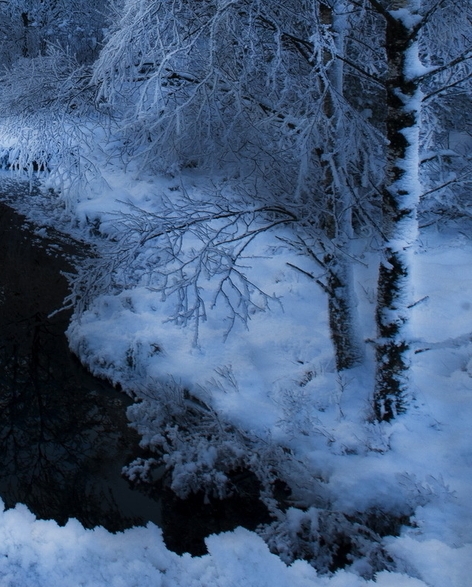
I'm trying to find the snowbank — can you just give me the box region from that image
[0,501,436,587]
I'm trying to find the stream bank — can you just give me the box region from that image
[0,198,271,553]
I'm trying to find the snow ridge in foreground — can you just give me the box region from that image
[2,500,459,587]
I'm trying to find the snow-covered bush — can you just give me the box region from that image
[124,379,284,503]
[260,507,399,578]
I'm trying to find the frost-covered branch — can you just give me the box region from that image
[68,195,298,341]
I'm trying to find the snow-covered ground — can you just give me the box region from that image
[2,505,448,587]
[0,129,470,586]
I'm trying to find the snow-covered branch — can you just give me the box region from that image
[68,196,299,342]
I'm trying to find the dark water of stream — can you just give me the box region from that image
[0,200,271,554]
[0,201,162,531]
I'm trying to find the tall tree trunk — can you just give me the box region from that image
[373,1,422,420]
[320,2,363,372]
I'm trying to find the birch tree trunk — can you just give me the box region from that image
[373,0,422,420]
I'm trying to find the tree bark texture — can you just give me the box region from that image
[374,4,421,420]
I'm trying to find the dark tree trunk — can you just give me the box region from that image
[373,4,421,420]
